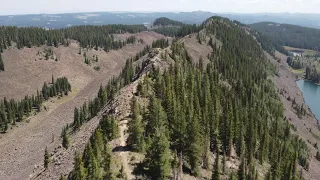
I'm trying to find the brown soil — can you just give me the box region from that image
[267,51,320,180]
[34,65,143,180]
[0,31,165,180]
[179,33,213,64]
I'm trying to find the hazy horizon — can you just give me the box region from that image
[1,0,320,15]
[2,10,320,16]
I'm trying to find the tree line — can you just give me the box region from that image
[305,66,320,84]
[154,24,200,37]
[152,38,169,49]
[0,25,146,52]
[153,17,185,27]
[287,56,320,84]
[251,22,320,51]
[287,56,305,69]
[0,76,71,133]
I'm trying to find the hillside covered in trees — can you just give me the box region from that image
[0,24,146,52]
[153,17,185,27]
[66,17,311,180]
[287,54,320,84]
[152,18,199,37]
[250,22,320,51]
[0,76,71,133]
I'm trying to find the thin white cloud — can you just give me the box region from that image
[0,0,320,15]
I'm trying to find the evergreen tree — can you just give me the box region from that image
[145,96,167,136]
[74,107,80,129]
[103,143,114,179]
[61,127,70,149]
[98,85,107,106]
[187,112,201,176]
[128,97,145,152]
[212,143,221,180]
[143,128,171,180]
[44,146,50,169]
[100,115,119,140]
[0,53,4,71]
[70,152,87,180]
[238,157,246,180]
[87,147,100,179]
[316,151,320,161]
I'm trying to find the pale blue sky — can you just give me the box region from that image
[1,0,320,15]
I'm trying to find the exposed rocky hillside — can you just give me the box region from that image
[0,31,165,180]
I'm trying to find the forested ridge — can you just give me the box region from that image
[251,22,320,51]
[0,24,146,52]
[0,76,71,133]
[153,17,185,27]
[66,17,310,180]
[248,27,289,56]
[152,18,200,37]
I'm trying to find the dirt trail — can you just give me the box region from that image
[118,119,135,180]
[110,80,140,180]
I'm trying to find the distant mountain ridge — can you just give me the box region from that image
[250,22,320,51]
[1,11,320,29]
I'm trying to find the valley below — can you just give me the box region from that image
[0,31,165,179]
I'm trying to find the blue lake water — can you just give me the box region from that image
[297,80,320,120]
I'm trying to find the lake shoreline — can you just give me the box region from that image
[289,66,320,121]
[267,51,320,179]
[295,77,320,86]
[296,79,320,122]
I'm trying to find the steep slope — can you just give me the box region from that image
[0,31,165,180]
[267,51,320,179]
[0,31,163,100]
[251,22,320,51]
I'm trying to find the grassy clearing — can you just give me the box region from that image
[284,46,317,55]
[55,88,79,104]
[289,67,305,74]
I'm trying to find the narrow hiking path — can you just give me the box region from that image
[118,118,134,180]
[110,81,140,180]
